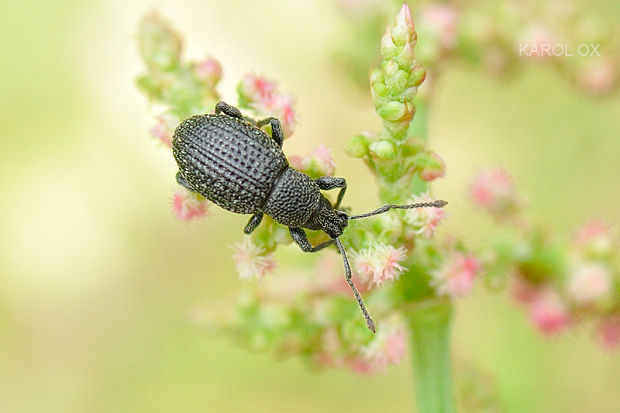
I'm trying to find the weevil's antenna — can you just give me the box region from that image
[335,237,376,333]
[349,200,447,220]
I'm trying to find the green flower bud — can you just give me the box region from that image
[369,140,397,159]
[137,12,182,71]
[377,101,406,121]
[409,67,426,87]
[345,134,370,158]
[390,3,416,47]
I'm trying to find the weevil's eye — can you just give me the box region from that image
[336,210,348,220]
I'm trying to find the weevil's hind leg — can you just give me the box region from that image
[257,117,284,147]
[289,227,335,252]
[215,101,244,120]
[244,212,263,234]
[315,177,347,209]
[176,171,195,192]
[335,238,376,333]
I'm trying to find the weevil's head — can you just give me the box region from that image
[307,195,349,239]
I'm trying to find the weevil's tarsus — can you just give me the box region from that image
[244,212,264,234]
[256,117,284,147]
[349,200,448,220]
[336,237,376,333]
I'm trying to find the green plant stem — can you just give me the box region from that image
[405,299,456,413]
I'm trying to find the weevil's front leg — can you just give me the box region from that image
[289,227,335,252]
[215,101,244,120]
[244,212,263,234]
[257,117,284,147]
[176,171,195,192]
[315,177,347,209]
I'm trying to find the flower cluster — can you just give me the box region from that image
[473,168,619,348]
[137,4,477,376]
[336,1,620,96]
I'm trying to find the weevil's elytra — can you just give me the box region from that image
[172,101,448,332]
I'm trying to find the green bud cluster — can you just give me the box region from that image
[136,12,222,120]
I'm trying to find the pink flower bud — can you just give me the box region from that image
[418,151,446,182]
[528,289,571,335]
[349,323,407,374]
[578,59,616,94]
[238,73,277,104]
[404,191,446,238]
[519,24,557,60]
[567,262,611,305]
[171,187,209,221]
[469,168,518,217]
[573,219,614,258]
[511,277,540,304]
[430,252,481,298]
[149,113,179,148]
[597,317,620,349]
[231,238,277,280]
[289,145,337,177]
[237,74,298,138]
[276,94,298,136]
[352,243,408,288]
[419,5,458,49]
[194,55,222,87]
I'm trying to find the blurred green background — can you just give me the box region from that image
[1,0,619,412]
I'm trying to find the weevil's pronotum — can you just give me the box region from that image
[172,101,447,332]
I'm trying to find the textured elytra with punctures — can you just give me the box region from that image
[173,114,288,214]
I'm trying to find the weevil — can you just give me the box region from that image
[172,101,447,332]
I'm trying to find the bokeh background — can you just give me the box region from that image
[1,0,619,412]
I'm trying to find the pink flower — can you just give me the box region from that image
[573,219,614,258]
[511,277,540,304]
[238,73,277,103]
[469,168,518,217]
[352,243,408,288]
[567,263,611,305]
[231,238,277,280]
[290,144,337,177]
[237,74,299,138]
[419,5,458,49]
[528,289,571,335]
[194,55,222,87]
[597,317,620,349]
[358,324,407,374]
[519,24,557,60]
[171,187,209,221]
[578,59,616,94]
[404,191,446,238]
[430,252,481,298]
[149,113,178,148]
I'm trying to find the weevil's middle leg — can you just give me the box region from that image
[315,177,347,209]
[289,227,335,252]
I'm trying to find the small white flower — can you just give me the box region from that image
[231,238,276,280]
[567,262,611,304]
[352,243,408,287]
